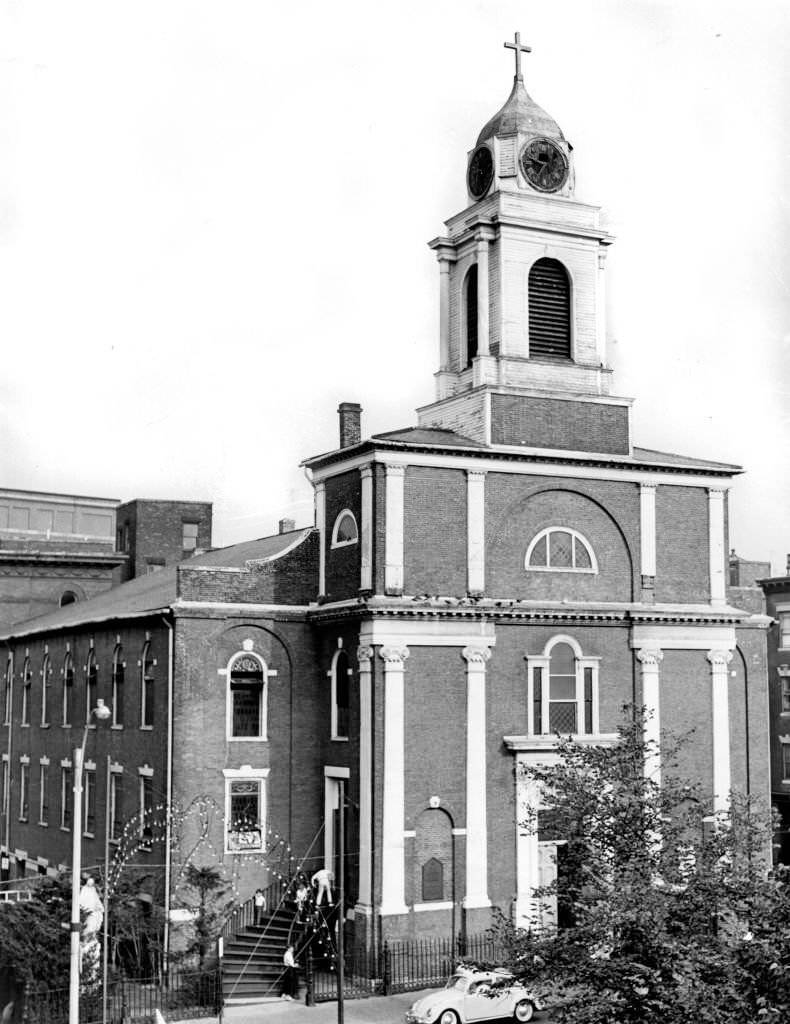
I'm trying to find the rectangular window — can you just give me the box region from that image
[19,762,29,821]
[139,773,153,841]
[112,655,125,727]
[226,778,265,852]
[62,659,74,726]
[584,667,594,734]
[61,766,73,829]
[110,771,123,842]
[182,522,199,551]
[781,671,790,714]
[1,758,8,818]
[84,768,96,836]
[21,663,31,726]
[3,660,11,725]
[783,745,790,782]
[141,647,154,728]
[39,763,49,824]
[41,659,50,726]
[86,656,97,724]
[781,614,790,650]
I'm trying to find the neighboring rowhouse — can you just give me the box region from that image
[0,42,772,956]
[759,558,790,864]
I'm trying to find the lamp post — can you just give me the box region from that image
[69,698,111,1024]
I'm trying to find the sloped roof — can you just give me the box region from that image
[631,447,741,472]
[371,426,486,448]
[0,529,312,640]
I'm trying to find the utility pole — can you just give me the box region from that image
[337,778,344,1024]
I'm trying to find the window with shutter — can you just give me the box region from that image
[529,258,571,359]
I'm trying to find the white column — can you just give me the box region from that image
[639,483,657,580]
[596,247,607,364]
[636,649,663,785]
[439,259,451,370]
[462,646,491,909]
[514,768,541,928]
[708,488,727,607]
[356,646,373,913]
[360,466,373,593]
[476,235,490,357]
[315,481,326,598]
[384,465,405,595]
[379,645,409,916]
[708,649,733,813]
[466,471,486,596]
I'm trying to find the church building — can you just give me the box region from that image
[0,36,770,956]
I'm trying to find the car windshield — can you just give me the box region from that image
[444,975,469,992]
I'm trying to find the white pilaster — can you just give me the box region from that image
[514,771,541,928]
[636,649,663,785]
[596,247,607,365]
[379,645,409,916]
[360,466,373,592]
[708,649,733,813]
[462,646,491,909]
[439,260,451,371]
[466,471,486,596]
[356,646,374,913]
[315,481,326,598]
[639,483,657,579]
[708,488,727,607]
[476,234,490,357]
[384,465,405,596]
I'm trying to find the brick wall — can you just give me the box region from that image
[485,474,638,601]
[117,500,213,581]
[404,467,467,596]
[490,394,630,454]
[655,487,709,603]
[323,472,362,601]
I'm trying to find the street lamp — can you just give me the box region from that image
[69,698,111,1024]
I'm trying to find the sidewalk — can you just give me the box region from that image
[178,988,434,1024]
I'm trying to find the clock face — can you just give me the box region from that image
[520,138,569,192]
[467,146,494,199]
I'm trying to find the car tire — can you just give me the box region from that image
[513,999,535,1022]
[438,1011,460,1024]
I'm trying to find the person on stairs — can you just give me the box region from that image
[280,944,299,1000]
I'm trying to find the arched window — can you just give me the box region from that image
[464,264,478,368]
[112,644,125,727]
[528,258,571,360]
[228,653,267,739]
[331,510,359,548]
[414,807,453,907]
[21,656,32,726]
[330,649,351,740]
[527,636,599,737]
[60,591,78,608]
[422,857,443,903]
[40,654,50,727]
[62,652,74,726]
[140,642,154,728]
[85,649,98,724]
[525,527,597,573]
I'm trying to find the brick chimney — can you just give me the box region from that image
[338,402,362,448]
[278,518,295,534]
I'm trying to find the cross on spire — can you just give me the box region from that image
[504,31,531,81]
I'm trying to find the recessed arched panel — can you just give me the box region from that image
[464,264,479,368]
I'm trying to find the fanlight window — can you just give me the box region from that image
[525,528,597,573]
[331,510,358,548]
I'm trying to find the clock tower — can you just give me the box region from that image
[419,34,630,457]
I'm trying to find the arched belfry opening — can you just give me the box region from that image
[528,257,571,360]
[464,264,478,368]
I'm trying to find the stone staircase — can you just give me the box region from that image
[221,882,339,1003]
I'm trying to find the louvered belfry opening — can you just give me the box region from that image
[529,257,571,359]
[465,263,478,367]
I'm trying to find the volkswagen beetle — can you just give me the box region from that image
[405,968,540,1023]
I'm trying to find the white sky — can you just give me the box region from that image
[1,1,789,571]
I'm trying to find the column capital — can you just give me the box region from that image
[707,486,728,497]
[639,481,657,493]
[466,469,487,482]
[636,648,663,668]
[385,464,406,478]
[360,464,373,480]
[707,649,733,669]
[462,646,491,665]
[379,645,409,666]
[356,645,374,667]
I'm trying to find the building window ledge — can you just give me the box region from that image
[111,724,124,731]
[413,901,454,912]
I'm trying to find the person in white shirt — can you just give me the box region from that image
[310,867,334,906]
[281,945,299,1000]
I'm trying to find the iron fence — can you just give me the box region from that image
[25,969,221,1024]
[307,932,507,1003]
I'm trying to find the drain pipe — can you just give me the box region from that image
[2,645,13,881]
[161,614,175,975]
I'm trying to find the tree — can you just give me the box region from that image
[490,709,789,1024]
[0,876,71,991]
[180,864,231,972]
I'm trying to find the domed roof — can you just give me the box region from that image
[476,77,565,146]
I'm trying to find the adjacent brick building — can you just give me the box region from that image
[759,560,790,864]
[0,47,771,958]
